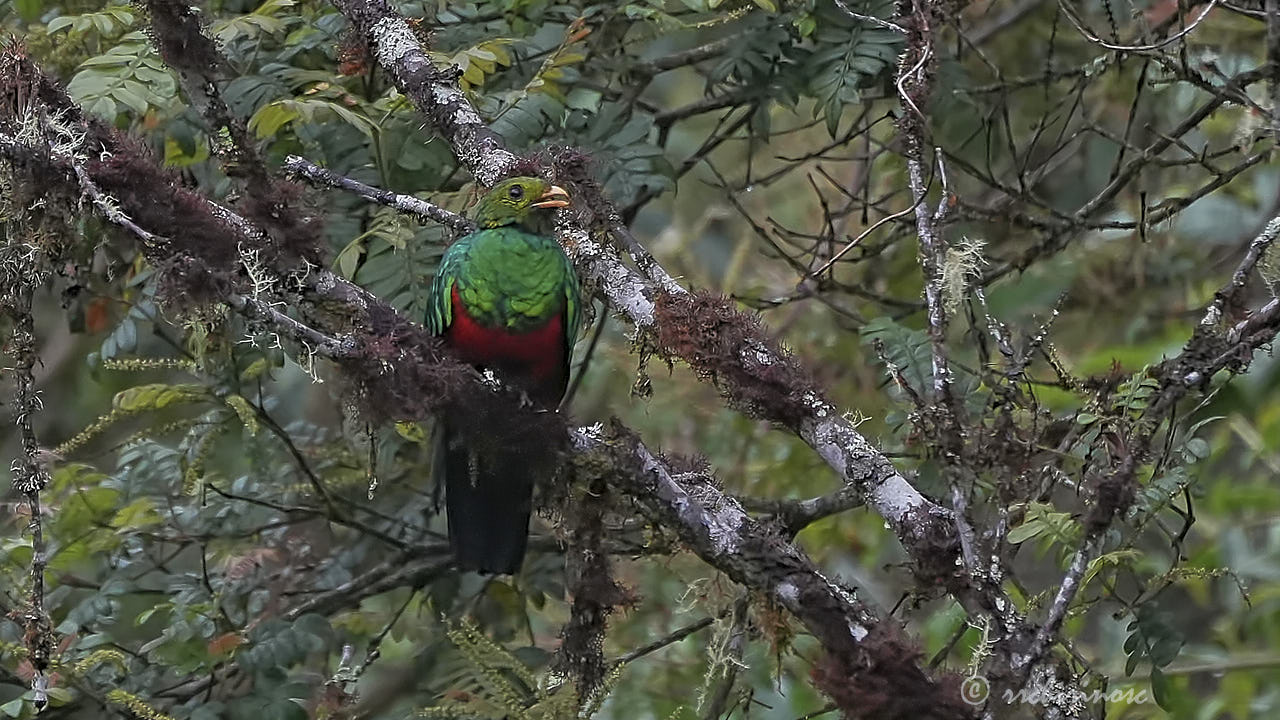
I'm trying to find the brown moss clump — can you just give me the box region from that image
[904,508,965,589]
[139,0,225,79]
[653,291,820,428]
[555,464,637,702]
[658,451,714,482]
[339,309,470,422]
[549,146,608,222]
[1084,459,1138,534]
[811,625,972,720]
[87,134,243,302]
[142,0,326,266]
[237,180,327,266]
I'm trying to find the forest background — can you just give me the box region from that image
[2,0,1280,719]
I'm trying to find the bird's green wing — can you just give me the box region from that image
[426,239,467,335]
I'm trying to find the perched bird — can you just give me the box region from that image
[426,177,581,574]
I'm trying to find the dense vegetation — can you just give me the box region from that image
[2,0,1280,718]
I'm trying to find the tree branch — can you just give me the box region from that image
[1,226,53,709]
[1014,212,1280,686]
[281,154,475,234]
[573,423,971,719]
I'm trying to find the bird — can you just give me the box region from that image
[425,176,581,575]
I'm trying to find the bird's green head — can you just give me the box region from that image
[473,177,571,229]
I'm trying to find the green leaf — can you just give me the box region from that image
[240,358,272,381]
[45,687,74,706]
[335,238,365,279]
[1082,549,1140,587]
[606,116,651,148]
[1184,437,1210,459]
[395,421,427,444]
[825,98,842,138]
[794,14,817,37]
[113,383,208,411]
[14,0,41,22]
[0,698,25,718]
[1006,520,1044,544]
[111,84,150,114]
[56,486,121,534]
[1150,667,1170,708]
[136,606,165,626]
[1,537,34,568]
[86,96,118,119]
[1149,633,1184,667]
[248,101,301,138]
[320,101,376,137]
[164,135,211,167]
[566,88,602,113]
[112,498,164,529]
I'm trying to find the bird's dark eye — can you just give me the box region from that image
[508,185,524,200]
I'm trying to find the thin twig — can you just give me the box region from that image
[282,154,475,234]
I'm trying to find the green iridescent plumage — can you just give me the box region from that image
[425,176,582,575]
[427,223,580,342]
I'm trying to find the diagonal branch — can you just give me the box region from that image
[1018,212,1280,682]
[574,423,971,719]
[0,51,973,715]
[332,0,515,186]
[312,3,1033,705]
[281,155,475,234]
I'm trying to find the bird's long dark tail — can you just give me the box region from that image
[436,420,535,575]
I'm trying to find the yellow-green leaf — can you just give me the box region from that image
[240,357,272,382]
[248,101,301,138]
[395,421,428,444]
[112,498,164,529]
[113,383,207,411]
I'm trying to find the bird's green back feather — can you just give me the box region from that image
[426,179,580,347]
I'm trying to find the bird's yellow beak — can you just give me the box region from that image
[531,185,571,209]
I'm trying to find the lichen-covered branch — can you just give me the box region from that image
[324,0,968,572]
[330,0,516,186]
[0,46,974,716]
[573,423,972,719]
[281,154,475,235]
[1010,212,1280,692]
[895,0,953,405]
[1,217,53,709]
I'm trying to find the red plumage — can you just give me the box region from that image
[444,285,567,399]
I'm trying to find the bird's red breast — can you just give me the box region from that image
[445,285,567,397]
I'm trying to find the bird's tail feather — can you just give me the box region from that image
[438,420,534,575]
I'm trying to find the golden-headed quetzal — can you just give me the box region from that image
[426,177,581,574]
